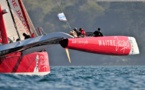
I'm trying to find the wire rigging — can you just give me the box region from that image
[56,0,72,30]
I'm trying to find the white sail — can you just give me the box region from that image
[0,0,38,42]
[18,0,38,36]
[0,0,19,42]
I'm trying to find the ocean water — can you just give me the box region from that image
[0,66,145,90]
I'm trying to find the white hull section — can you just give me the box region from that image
[128,37,140,55]
[8,71,50,76]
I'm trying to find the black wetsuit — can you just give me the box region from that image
[93,31,103,37]
[24,35,31,39]
[23,33,31,39]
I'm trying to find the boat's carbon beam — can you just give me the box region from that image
[0,32,73,56]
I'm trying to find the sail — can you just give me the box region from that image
[0,0,38,42]
[0,0,18,43]
[18,0,38,36]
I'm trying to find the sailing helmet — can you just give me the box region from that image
[98,28,101,31]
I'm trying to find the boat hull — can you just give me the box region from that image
[0,51,50,75]
[60,36,139,55]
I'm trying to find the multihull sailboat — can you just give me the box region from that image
[0,0,140,75]
[0,0,73,75]
[0,0,51,75]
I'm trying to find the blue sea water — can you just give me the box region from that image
[0,66,145,90]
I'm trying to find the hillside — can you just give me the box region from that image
[23,0,145,65]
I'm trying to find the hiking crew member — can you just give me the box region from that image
[73,28,80,37]
[23,33,31,39]
[79,28,86,37]
[69,29,78,38]
[93,28,103,37]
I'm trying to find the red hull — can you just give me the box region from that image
[0,1,50,75]
[60,36,139,55]
[0,51,50,75]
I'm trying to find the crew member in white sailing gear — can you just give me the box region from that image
[73,28,80,37]
[69,29,78,38]
[93,28,103,37]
